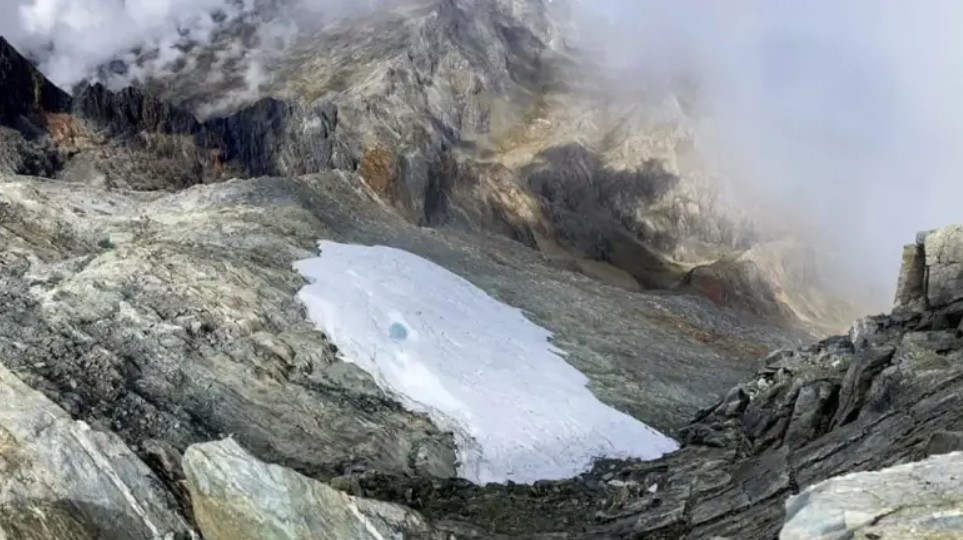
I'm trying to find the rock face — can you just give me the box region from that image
[0,361,193,539]
[183,439,442,540]
[781,451,963,540]
[0,0,865,326]
[895,225,963,312]
[0,37,71,134]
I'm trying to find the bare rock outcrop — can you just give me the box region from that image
[781,451,963,540]
[896,225,963,313]
[0,361,193,539]
[183,439,443,540]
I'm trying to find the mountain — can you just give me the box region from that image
[5,0,866,332]
[2,1,961,538]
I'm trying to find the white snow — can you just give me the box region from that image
[294,241,678,484]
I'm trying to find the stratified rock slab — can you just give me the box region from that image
[894,225,963,311]
[781,451,963,540]
[923,225,963,309]
[183,439,442,540]
[0,363,193,539]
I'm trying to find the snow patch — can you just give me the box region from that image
[294,241,677,484]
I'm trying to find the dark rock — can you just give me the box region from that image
[830,345,894,428]
[894,240,927,311]
[925,430,963,457]
[784,381,837,449]
[341,225,963,539]
[0,36,71,136]
[143,439,194,525]
[73,83,203,138]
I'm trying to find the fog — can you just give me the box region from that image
[573,0,963,306]
[0,0,375,89]
[0,0,237,85]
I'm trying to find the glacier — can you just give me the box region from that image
[294,241,678,484]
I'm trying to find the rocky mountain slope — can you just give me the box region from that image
[2,1,960,538]
[0,19,810,442]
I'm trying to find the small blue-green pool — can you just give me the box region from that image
[388,322,408,341]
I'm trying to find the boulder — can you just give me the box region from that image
[923,224,963,309]
[0,362,193,539]
[894,225,963,312]
[182,439,442,540]
[781,451,963,540]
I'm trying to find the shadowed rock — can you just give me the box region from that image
[0,36,71,136]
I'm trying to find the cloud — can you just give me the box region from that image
[0,0,243,87]
[568,0,963,305]
[0,0,374,93]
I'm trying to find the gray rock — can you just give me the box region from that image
[781,451,963,540]
[0,174,459,483]
[0,362,193,539]
[923,225,963,309]
[183,438,442,540]
[893,241,927,311]
[926,430,963,457]
[893,225,963,312]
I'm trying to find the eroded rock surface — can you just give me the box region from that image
[0,174,458,483]
[183,438,443,540]
[781,451,963,540]
[0,361,193,539]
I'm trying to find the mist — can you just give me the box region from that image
[0,0,240,86]
[572,0,963,307]
[0,0,377,91]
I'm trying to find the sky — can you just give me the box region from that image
[1,0,961,304]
